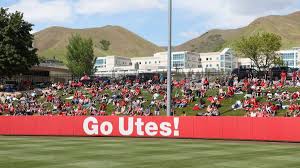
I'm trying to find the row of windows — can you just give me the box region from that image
[281,53,297,60]
[172,60,185,68]
[205,64,218,68]
[95,65,106,68]
[116,61,130,65]
[137,61,161,65]
[173,54,185,61]
[199,54,233,62]
[283,60,296,67]
[203,64,234,68]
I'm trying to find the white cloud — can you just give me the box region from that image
[75,0,165,15]
[6,0,300,43]
[174,0,300,29]
[8,0,73,23]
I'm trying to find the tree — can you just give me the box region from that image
[66,34,94,76]
[99,40,111,51]
[234,32,282,71]
[0,8,39,77]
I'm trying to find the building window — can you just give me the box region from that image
[139,62,141,64]
[149,61,151,64]
[206,65,208,68]
[172,60,184,68]
[145,62,147,64]
[221,62,225,67]
[210,58,212,61]
[95,59,106,65]
[206,58,209,61]
[155,61,157,64]
[173,54,185,61]
[217,64,219,67]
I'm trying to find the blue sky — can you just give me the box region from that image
[1,0,300,46]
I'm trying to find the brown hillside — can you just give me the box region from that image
[34,26,164,62]
[176,11,300,53]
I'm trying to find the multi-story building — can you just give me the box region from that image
[199,48,237,72]
[95,48,300,77]
[94,56,134,76]
[278,48,300,68]
[236,47,300,69]
[237,58,253,68]
[94,51,201,76]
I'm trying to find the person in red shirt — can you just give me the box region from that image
[250,96,257,105]
[47,95,53,102]
[203,78,209,89]
[292,71,297,86]
[192,104,200,111]
[9,105,14,115]
[292,93,299,101]
[280,70,287,85]
[227,87,234,97]
[135,88,141,95]
[243,78,249,90]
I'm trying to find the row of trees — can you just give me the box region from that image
[0,7,287,78]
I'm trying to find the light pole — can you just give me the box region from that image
[167,0,172,116]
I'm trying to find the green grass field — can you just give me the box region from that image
[1,136,300,168]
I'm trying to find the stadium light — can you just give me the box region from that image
[167,0,172,116]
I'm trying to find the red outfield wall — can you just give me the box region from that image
[0,116,300,142]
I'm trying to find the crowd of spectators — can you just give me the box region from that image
[1,71,300,117]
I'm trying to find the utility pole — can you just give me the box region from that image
[167,0,172,116]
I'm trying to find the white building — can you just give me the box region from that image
[94,56,134,76]
[199,48,237,72]
[94,51,201,77]
[236,47,300,69]
[237,58,254,68]
[93,47,300,77]
[278,48,300,68]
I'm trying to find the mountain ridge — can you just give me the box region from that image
[34,25,164,62]
[175,11,300,53]
[34,11,300,62]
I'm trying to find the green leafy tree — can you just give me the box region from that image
[234,32,282,71]
[66,34,94,76]
[273,57,285,67]
[99,40,111,51]
[0,8,39,77]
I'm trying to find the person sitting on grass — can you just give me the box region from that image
[227,86,234,97]
[232,100,242,110]
[179,99,188,108]
[192,104,200,111]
